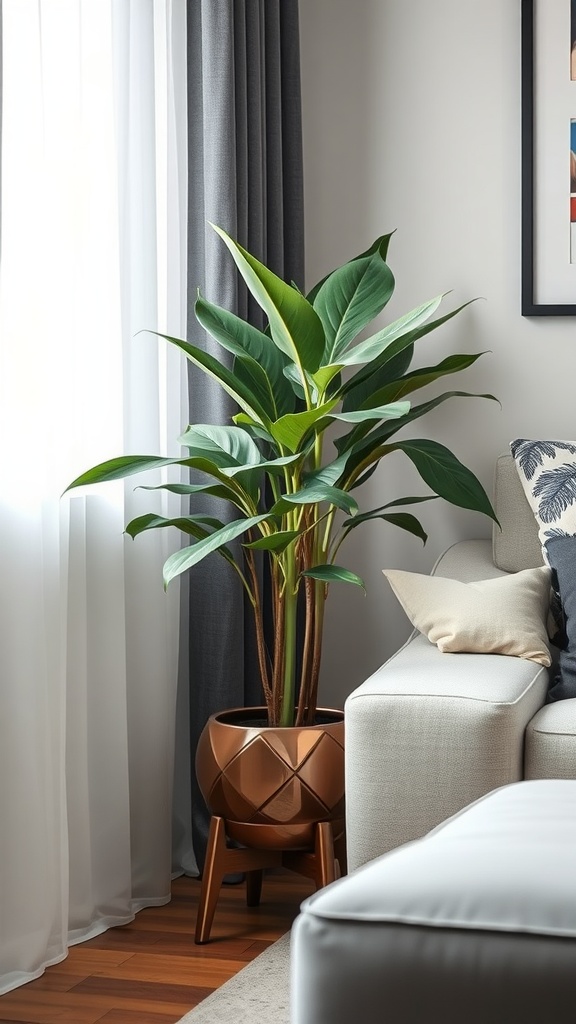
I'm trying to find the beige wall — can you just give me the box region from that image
[300,0,576,706]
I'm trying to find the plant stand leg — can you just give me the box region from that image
[196,817,344,943]
[246,869,264,907]
[283,821,337,891]
[195,815,228,945]
[334,829,347,878]
[314,821,337,888]
[195,816,282,944]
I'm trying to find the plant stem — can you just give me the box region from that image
[306,582,326,724]
[271,575,285,726]
[245,547,272,709]
[296,572,315,726]
[219,552,257,605]
[280,565,298,727]
[322,506,337,555]
[327,523,352,565]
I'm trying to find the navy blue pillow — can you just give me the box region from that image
[546,536,576,702]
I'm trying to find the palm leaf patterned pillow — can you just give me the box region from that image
[510,439,576,546]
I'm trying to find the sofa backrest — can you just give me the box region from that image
[492,454,543,572]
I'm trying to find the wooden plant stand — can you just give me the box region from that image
[195,815,346,944]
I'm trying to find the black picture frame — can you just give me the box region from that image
[521,0,576,315]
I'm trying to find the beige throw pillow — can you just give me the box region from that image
[382,566,552,666]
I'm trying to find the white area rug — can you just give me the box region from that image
[176,932,291,1023]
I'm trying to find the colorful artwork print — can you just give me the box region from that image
[570,7,576,247]
[571,121,576,263]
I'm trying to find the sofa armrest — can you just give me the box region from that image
[344,540,549,871]
[432,538,508,582]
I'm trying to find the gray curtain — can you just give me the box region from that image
[172,0,304,875]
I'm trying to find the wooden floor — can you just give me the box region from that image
[0,870,314,1024]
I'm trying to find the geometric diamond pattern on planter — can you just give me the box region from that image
[195,706,345,849]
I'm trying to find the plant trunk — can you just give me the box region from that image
[280,576,298,726]
[271,572,285,726]
[305,582,326,725]
[296,575,315,726]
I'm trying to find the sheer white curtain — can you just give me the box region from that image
[0,0,187,993]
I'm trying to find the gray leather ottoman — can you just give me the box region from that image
[291,781,576,1024]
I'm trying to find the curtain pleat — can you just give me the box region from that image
[173,0,304,874]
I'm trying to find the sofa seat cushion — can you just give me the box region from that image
[300,780,576,935]
[525,698,576,779]
[292,781,576,1024]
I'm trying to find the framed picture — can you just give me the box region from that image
[522,0,576,314]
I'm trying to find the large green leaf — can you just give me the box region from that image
[66,455,185,490]
[175,428,265,504]
[332,401,410,424]
[306,233,395,306]
[313,245,395,362]
[125,514,243,572]
[243,530,300,552]
[303,452,350,488]
[138,482,238,501]
[282,362,309,402]
[232,413,277,444]
[229,355,277,422]
[338,295,445,366]
[340,300,476,406]
[195,292,295,416]
[311,364,344,394]
[230,358,278,423]
[176,430,300,498]
[180,456,259,499]
[343,495,437,526]
[341,345,415,411]
[339,357,492,455]
[224,453,301,495]
[126,513,225,539]
[212,224,325,374]
[148,331,270,424]
[269,401,339,453]
[178,424,262,468]
[137,479,249,513]
[390,440,497,521]
[340,390,495,492]
[379,512,428,542]
[343,510,428,544]
[162,514,269,586]
[268,401,410,460]
[301,564,366,590]
[281,483,358,517]
[360,352,487,407]
[337,390,497,462]
[224,453,300,478]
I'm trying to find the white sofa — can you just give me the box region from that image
[345,454,576,872]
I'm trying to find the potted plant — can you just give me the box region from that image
[66,225,496,881]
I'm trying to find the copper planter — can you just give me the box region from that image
[195,706,345,850]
